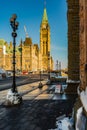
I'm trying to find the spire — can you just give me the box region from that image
[20,38,23,44]
[42,2,48,23]
[44,0,46,8]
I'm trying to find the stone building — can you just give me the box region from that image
[40,7,51,72]
[79,0,87,90]
[66,0,80,93]
[73,1,87,128]
[21,37,32,72]
[0,39,5,68]
[0,7,53,73]
[67,0,80,81]
[32,44,39,72]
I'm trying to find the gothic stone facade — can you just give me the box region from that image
[0,8,53,72]
[40,8,51,72]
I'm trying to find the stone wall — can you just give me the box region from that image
[67,0,80,81]
[79,0,87,90]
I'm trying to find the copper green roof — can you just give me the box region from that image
[6,45,12,54]
[0,39,6,46]
[6,44,20,54]
[16,47,21,54]
[42,8,48,23]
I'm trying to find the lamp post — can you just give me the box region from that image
[38,70,43,88]
[48,51,50,80]
[46,51,51,85]
[10,14,18,92]
[20,39,22,73]
[5,14,22,106]
[39,70,42,84]
[56,60,59,76]
[59,62,61,76]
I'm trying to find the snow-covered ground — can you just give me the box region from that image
[49,111,86,130]
[49,86,87,130]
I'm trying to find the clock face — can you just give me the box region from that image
[43,25,46,29]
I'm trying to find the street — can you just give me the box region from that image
[0,74,47,91]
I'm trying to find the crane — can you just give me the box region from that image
[24,25,29,38]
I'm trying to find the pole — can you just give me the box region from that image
[12,34,16,92]
[5,14,22,106]
[21,40,22,72]
[40,70,41,83]
[10,14,19,93]
[48,51,50,80]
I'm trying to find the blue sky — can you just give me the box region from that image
[0,0,67,69]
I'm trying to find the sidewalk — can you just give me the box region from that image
[0,77,45,91]
[0,81,76,130]
[0,80,47,104]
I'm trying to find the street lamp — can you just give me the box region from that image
[20,39,22,73]
[59,62,61,76]
[38,70,43,88]
[48,51,50,80]
[5,14,22,106]
[10,14,19,92]
[46,51,51,85]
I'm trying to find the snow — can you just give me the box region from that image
[80,87,87,112]
[75,107,86,130]
[49,116,74,130]
[6,89,22,105]
[56,118,73,130]
[49,108,86,130]
[49,86,87,130]
[56,76,67,78]
[50,73,67,79]
[77,86,80,95]
[67,80,80,83]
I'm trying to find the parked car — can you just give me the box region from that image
[0,68,7,79]
[22,70,28,75]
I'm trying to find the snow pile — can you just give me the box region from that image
[80,87,87,112]
[57,76,67,78]
[49,108,86,130]
[56,117,74,130]
[76,107,86,130]
[49,116,74,130]
[77,86,80,95]
[6,89,22,105]
[67,80,80,83]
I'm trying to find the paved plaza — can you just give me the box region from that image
[0,81,76,130]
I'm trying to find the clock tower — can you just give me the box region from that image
[40,7,50,71]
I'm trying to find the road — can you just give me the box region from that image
[0,74,77,101]
[0,74,47,91]
[0,79,77,105]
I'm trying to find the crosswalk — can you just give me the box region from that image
[0,80,51,104]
